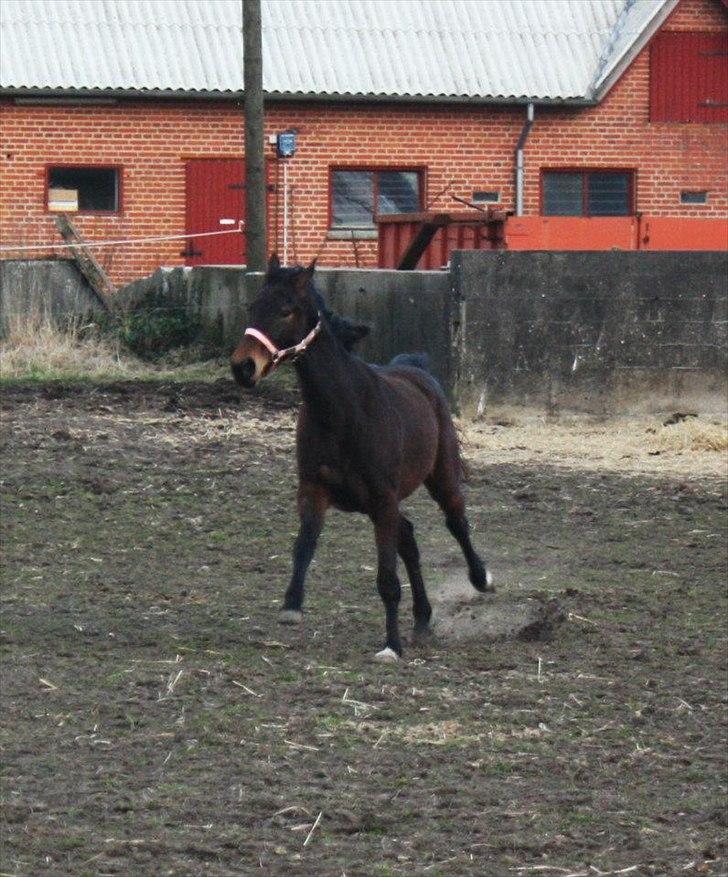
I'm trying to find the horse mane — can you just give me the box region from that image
[269,263,370,352]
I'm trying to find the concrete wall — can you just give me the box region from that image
[3,254,726,414]
[453,250,728,414]
[314,269,451,387]
[118,265,452,385]
[116,265,251,350]
[0,258,104,336]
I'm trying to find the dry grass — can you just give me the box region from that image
[461,406,728,480]
[0,309,228,383]
[0,309,143,382]
[653,417,728,453]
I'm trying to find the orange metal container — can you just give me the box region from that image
[378,212,727,267]
[377,210,506,269]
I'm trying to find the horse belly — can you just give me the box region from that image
[397,416,440,500]
[318,465,370,513]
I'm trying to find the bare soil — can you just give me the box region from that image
[1,378,726,877]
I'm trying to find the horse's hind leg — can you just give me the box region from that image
[398,515,432,636]
[280,483,328,623]
[425,468,493,593]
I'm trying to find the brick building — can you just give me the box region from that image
[0,0,726,285]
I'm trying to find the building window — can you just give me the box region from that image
[681,190,708,205]
[542,171,632,216]
[47,166,120,213]
[331,168,422,228]
[472,190,500,204]
[650,31,728,123]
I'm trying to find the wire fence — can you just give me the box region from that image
[0,224,244,253]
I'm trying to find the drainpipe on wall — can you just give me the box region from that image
[514,102,535,217]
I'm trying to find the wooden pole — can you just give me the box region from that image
[53,214,115,312]
[242,0,267,271]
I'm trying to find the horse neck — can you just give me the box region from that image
[294,324,357,423]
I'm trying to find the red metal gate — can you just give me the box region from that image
[377,211,506,269]
[184,159,245,266]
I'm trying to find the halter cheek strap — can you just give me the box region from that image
[243,316,322,370]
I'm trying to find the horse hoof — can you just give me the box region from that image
[473,568,495,593]
[374,647,399,663]
[279,609,303,625]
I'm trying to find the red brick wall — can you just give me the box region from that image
[665,0,727,28]
[0,0,725,284]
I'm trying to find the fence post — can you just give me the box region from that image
[243,0,267,272]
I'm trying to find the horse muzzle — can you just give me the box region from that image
[231,356,258,388]
[230,338,271,387]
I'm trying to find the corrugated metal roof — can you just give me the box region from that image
[0,0,673,103]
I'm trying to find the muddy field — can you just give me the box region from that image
[1,378,726,877]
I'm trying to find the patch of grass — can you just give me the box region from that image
[0,308,143,382]
[57,836,87,851]
[0,300,241,384]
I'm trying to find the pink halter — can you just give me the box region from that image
[243,317,322,370]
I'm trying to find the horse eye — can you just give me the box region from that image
[280,307,293,318]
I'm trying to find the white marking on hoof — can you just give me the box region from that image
[486,569,494,587]
[374,647,399,663]
[278,609,303,625]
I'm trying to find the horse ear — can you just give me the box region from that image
[351,323,370,343]
[267,253,281,275]
[341,322,369,350]
[294,259,317,295]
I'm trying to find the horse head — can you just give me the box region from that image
[231,254,369,387]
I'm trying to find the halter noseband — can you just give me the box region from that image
[243,316,322,370]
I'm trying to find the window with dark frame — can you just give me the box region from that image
[542,170,633,217]
[47,167,120,213]
[331,168,422,228]
[681,190,708,205]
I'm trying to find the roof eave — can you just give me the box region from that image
[0,86,598,108]
[589,0,679,103]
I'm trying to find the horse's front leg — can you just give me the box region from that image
[372,498,403,661]
[279,483,328,624]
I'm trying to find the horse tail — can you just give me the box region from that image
[389,352,432,373]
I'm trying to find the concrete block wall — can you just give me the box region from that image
[3,253,726,414]
[452,250,728,414]
[0,258,104,336]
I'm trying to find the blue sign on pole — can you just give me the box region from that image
[277,131,296,158]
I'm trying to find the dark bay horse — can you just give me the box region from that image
[231,256,492,661]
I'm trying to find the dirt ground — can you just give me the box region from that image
[1,377,726,877]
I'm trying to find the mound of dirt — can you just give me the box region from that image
[431,575,564,642]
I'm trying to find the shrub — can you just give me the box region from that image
[117,293,200,360]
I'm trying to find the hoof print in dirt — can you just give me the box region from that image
[516,599,565,642]
[432,577,565,643]
[278,609,304,625]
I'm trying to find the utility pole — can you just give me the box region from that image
[242,0,266,271]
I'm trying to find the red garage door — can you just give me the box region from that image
[184,159,246,266]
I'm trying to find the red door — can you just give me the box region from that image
[184,159,245,265]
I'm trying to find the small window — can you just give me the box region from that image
[48,167,120,213]
[543,170,632,217]
[331,168,422,228]
[681,190,708,205]
[472,191,500,204]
